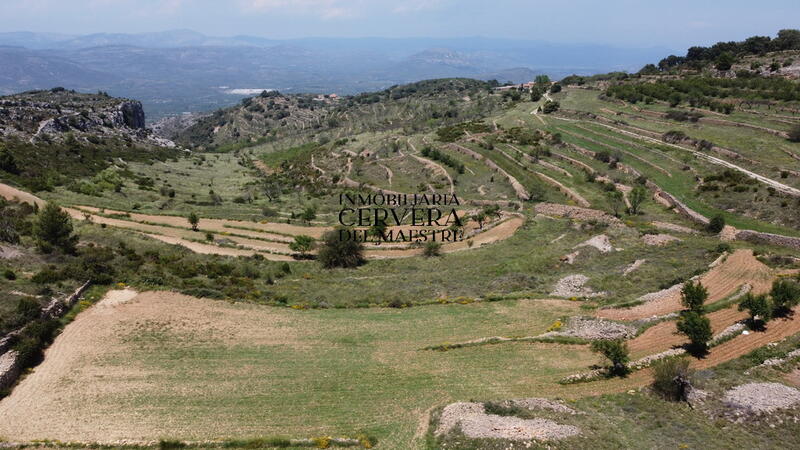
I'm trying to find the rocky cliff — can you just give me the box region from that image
[0,88,172,147]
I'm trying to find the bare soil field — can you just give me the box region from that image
[0,290,591,444]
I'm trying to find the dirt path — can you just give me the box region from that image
[363,216,524,259]
[252,160,274,176]
[597,250,774,320]
[73,206,310,240]
[409,154,454,194]
[378,163,393,185]
[0,182,44,207]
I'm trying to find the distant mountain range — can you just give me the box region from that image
[0,30,672,120]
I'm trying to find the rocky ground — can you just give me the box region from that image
[550,274,606,298]
[436,401,581,441]
[723,382,800,415]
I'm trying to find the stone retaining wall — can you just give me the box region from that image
[735,230,800,250]
[0,280,91,391]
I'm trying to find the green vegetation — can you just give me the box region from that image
[317,228,365,269]
[739,293,773,330]
[651,357,693,401]
[34,203,78,254]
[590,339,629,377]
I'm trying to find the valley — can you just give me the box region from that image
[1,29,800,450]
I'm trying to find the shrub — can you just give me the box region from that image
[651,357,694,401]
[541,100,560,114]
[681,281,708,313]
[739,293,773,330]
[317,227,365,269]
[423,241,442,257]
[590,339,629,376]
[289,235,316,258]
[707,215,725,233]
[676,311,712,356]
[3,269,16,280]
[789,124,800,143]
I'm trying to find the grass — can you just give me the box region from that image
[1,292,597,446]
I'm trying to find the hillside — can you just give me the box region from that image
[1,29,800,450]
[170,78,505,150]
[0,88,178,192]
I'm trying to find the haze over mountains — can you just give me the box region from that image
[0,30,672,121]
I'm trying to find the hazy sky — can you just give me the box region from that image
[1,0,798,49]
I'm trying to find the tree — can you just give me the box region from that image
[482,204,501,219]
[423,241,442,257]
[628,186,647,215]
[788,124,800,143]
[550,83,562,93]
[301,206,317,224]
[676,311,712,355]
[707,215,725,233]
[715,51,735,71]
[770,278,800,315]
[473,212,487,229]
[289,235,316,258]
[606,190,624,217]
[34,203,78,254]
[188,212,199,231]
[534,75,551,85]
[590,339,629,377]
[681,281,708,313]
[369,221,388,240]
[0,146,19,174]
[739,293,773,330]
[317,227,365,269]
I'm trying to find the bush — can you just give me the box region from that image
[542,100,560,114]
[676,311,712,355]
[707,215,725,233]
[317,227,365,269]
[789,125,800,143]
[652,357,694,401]
[423,241,442,257]
[289,235,316,258]
[590,339,629,376]
[3,269,16,280]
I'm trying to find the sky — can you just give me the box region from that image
[0,0,798,49]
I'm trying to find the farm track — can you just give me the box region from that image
[557,126,672,177]
[590,120,800,198]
